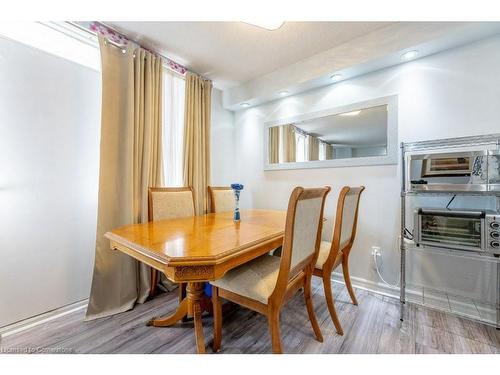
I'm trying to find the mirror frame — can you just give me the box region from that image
[263,95,398,171]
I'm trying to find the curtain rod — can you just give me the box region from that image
[67,21,190,77]
[290,124,332,145]
[84,21,211,82]
[95,22,188,74]
[95,22,213,82]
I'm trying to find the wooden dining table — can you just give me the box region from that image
[105,209,287,354]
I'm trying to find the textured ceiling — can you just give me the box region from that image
[107,21,393,89]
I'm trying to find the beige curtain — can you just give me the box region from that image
[326,144,334,160]
[183,72,212,215]
[268,126,280,164]
[282,125,296,163]
[86,35,164,320]
[307,135,320,161]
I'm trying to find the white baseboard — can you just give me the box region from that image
[331,271,402,300]
[0,299,88,339]
[331,272,427,302]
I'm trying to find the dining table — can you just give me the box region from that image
[105,209,287,354]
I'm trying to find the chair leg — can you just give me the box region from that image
[304,272,323,342]
[212,286,222,352]
[322,274,344,336]
[267,306,283,354]
[149,269,158,298]
[342,256,358,306]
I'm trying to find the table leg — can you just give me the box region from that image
[146,281,207,354]
[146,297,188,327]
[187,282,206,354]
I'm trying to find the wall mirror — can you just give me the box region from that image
[264,96,398,170]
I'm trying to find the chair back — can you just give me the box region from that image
[148,187,195,221]
[271,186,330,301]
[325,186,365,268]
[208,186,234,213]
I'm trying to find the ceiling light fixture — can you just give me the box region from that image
[279,90,289,96]
[339,110,361,117]
[241,102,250,108]
[243,21,285,31]
[401,50,419,60]
[330,74,342,81]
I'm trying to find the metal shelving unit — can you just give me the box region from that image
[400,134,500,329]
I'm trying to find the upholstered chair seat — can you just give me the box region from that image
[211,255,280,304]
[315,241,343,270]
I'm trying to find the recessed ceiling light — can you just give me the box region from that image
[339,110,361,117]
[241,102,250,107]
[279,90,289,96]
[243,21,285,31]
[401,50,419,60]
[330,74,342,81]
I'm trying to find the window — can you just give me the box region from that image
[162,68,186,186]
[319,141,326,160]
[296,132,307,162]
[278,126,283,163]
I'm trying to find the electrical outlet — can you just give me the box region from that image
[371,246,381,257]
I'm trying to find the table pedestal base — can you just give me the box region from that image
[147,282,207,354]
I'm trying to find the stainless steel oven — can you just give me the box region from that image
[407,149,500,193]
[414,208,500,254]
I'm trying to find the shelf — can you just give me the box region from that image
[402,241,500,263]
[400,134,500,329]
[403,191,500,197]
[402,134,500,153]
[404,284,499,328]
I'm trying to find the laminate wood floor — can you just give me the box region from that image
[1,280,499,354]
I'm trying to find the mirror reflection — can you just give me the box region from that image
[268,105,388,164]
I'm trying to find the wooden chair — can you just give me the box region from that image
[211,186,331,353]
[208,186,234,213]
[148,187,195,298]
[313,186,365,336]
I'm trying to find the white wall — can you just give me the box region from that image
[0,37,100,327]
[211,88,235,185]
[217,35,500,302]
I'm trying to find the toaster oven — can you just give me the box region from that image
[414,208,500,254]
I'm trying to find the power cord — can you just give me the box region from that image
[376,195,455,287]
[446,194,456,210]
[373,235,401,288]
[404,227,414,240]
